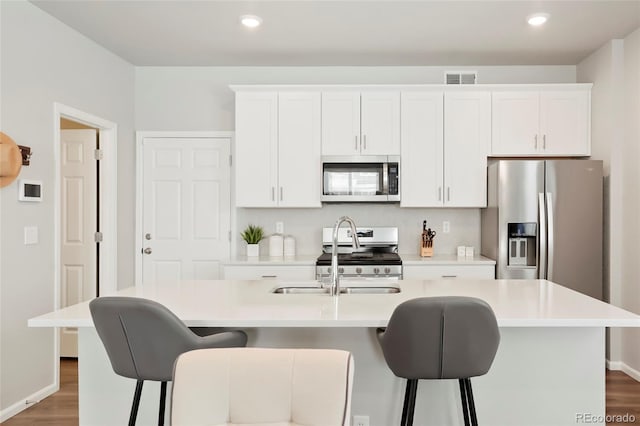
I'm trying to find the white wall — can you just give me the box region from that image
[135,65,576,131]
[577,28,640,378]
[135,65,576,257]
[621,27,640,376]
[0,0,134,419]
[577,40,625,362]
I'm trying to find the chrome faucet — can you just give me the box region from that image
[329,216,360,296]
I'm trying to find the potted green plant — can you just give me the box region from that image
[241,224,264,257]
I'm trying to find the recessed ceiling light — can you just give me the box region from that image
[527,13,550,26]
[240,15,262,28]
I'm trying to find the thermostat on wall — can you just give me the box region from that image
[18,179,42,202]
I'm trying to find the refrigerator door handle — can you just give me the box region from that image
[546,192,554,281]
[538,192,547,280]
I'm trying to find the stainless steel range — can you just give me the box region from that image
[315,227,402,281]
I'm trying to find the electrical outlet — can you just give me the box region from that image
[275,221,284,234]
[353,415,370,426]
[443,221,450,233]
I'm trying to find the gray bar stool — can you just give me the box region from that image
[377,296,500,426]
[89,296,248,426]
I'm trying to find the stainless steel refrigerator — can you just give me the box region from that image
[481,159,603,299]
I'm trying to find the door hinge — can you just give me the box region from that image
[94,149,104,160]
[228,230,232,242]
[94,231,103,243]
[229,155,232,166]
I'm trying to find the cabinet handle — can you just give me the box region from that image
[363,134,367,150]
[442,275,458,278]
[543,134,546,149]
[438,187,442,201]
[447,187,451,202]
[271,187,275,201]
[280,187,283,201]
[355,135,358,151]
[261,275,277,278]
[534,134,538,149]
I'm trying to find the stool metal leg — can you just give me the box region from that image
[129,380,144,426]
[158,381,167,426]
[400,379,412,425]
[459,379,470,426]
[464,378,478,426]
[405,379,419,426]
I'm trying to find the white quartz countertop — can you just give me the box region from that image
[401,255,496,265]
[29,279,640,329]
[223,254,495,266]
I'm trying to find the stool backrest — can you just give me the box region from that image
[89,297,200,381]
[171,348,354,426]
[379,296,500,380]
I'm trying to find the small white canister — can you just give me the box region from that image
[284,235,296,257]
[269,234,284,257]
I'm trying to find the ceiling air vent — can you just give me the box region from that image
[445,71,477,85]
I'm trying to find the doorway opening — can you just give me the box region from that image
[53,103,118,386]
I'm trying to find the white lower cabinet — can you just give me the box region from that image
[402,265,495,280]
[222,265,315,281]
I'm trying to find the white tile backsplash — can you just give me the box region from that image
[236,204,480,256]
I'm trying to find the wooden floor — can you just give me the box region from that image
[2,359,640,425]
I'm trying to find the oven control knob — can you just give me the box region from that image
[327,267,332,274]
[373,267,380,274]
[338,267,344,274]
[356,267,362,274]
[384,267,391,274]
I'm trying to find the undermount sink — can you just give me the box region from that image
[271,283,401,295]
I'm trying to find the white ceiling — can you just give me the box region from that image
[31,0,640,66]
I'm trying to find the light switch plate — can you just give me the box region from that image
[24,226,38,245]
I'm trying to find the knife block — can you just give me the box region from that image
[420,244,433,257]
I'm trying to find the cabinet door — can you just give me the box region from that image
[491,92,540,155]
[321,92,361,156]
[539,90,590,156]
[444,91,490,207]
[400,91,444,207]
[278,92,322,207]
[235,92,278,207]
[361,91,401,155]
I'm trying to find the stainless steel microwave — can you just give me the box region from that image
[321,156,400,202]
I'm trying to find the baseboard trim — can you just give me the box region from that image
[0,383,58,423]
[607,359,623,370]
[621,363,640,382]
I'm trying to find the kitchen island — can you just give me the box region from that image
[29,279,640,426]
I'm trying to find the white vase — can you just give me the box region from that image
[246,243,260,257]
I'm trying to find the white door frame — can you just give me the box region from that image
[135,131,235,287]
[52,103,118,387]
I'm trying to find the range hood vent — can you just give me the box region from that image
[445,71,477,85]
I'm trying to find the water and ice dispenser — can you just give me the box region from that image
[507,223,537,267]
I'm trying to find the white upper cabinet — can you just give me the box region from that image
[235,91,278,207]
[444,91,490,207]
[277,92,321,208]
[491,88,590,156]
[400,91,444,207]
[322,91,400,156]
[400,90,489,208]
[235,91,321,208]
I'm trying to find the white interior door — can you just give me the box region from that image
[60,129,98,357]
[141,137,231,284]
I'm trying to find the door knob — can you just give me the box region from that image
[143,247,152,255]
[145,233,152,240]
